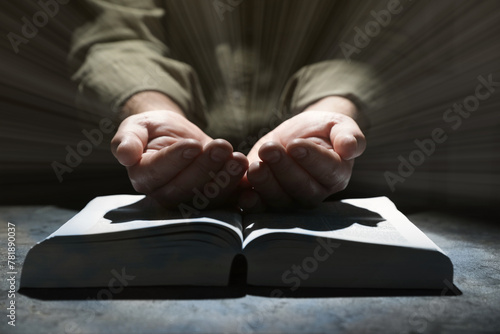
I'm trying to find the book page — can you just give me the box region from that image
[242,197,440,251]
[49,195,244,243]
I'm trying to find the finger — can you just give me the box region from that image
[151,150,247,208]
[247,160,295,208]
[287,139,353,192]
[151,139,234,203]
[258,142,327,207]
[111,117,149,166]
[329,117,366,160]
[126,139,203,194]
[208,152,249,203]
[245,129,281,166]
[239,171,252,190]
[238,188,266,213]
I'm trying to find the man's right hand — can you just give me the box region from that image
[111,107,248,208]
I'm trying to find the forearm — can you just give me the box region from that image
[69,0,207,127]
[304,96,369,132]
[120,91,185,119]
[279,60,378,132]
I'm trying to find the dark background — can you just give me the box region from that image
[1,1,499,211]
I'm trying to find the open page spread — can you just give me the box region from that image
[49,194,244,243]
[243,197,440,251]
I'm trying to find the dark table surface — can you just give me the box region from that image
[1,203,499,334]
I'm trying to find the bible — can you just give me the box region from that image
[21,195,453,289]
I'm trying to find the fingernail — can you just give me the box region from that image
[341,135,358,159]
[290,147,307,159]
[183,148,200,159]
[252,165,269,183]
[116,140,127,153]
[239,191,259,209]
[343,134,357,146]
[226,159,243,176]
[262,149,280,164]
[210,147,229,162]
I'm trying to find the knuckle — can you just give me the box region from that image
[338,179,349,191]
[146,164,164,185]
[194,164,213,181]
[319,169,339,187]
[288,178,322,203]
[130,179,150,194]
[151,184,185,207]
[327,175,350,194]
[127,167,159,194]
[292,185,325,208]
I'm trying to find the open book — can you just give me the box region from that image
[21,195,453,289]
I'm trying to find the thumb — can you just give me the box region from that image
[330,120,366,160]
[111,119,148,166]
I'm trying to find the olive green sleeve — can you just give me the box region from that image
[278,60,381,127]
[68,0,207,126]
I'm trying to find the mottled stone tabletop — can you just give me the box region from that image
[1,204,499,334]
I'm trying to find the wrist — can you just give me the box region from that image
[306,96,357,117]
[120,91,185,119]
[305,96,369,131]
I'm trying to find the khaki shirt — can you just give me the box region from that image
[69,0,382,147]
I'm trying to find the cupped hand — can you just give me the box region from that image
[111,110,248,208]
[239,96,366,212]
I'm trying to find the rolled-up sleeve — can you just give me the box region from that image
[68,0,207,126]
[279,59,381,122]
